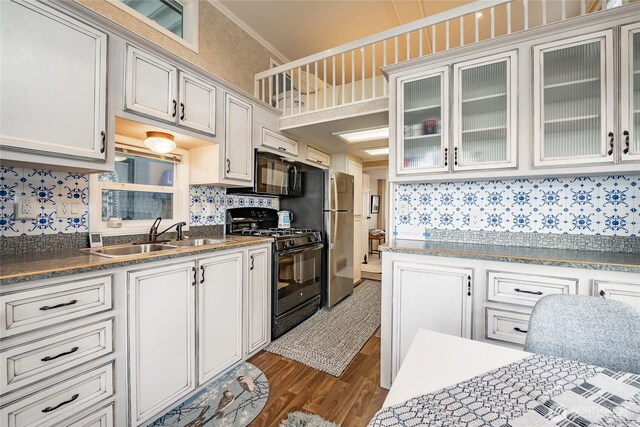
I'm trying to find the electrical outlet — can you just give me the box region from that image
[398,201,409,216]
[57,199,81,218]
[469,210,483,230]
[14,196,38,219]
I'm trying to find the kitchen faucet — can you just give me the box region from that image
[147,217,187,243]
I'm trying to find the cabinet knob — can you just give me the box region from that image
[250,254,255,270]
[454,146,458,166]
[192,266,196,286]
[607,132,614,156]
[180,102,185,121]
[226,158,231,173]
[444,147,448,167]
[623,130,630,155]
[42,394,79,413]
[172,100,177,118]
[100,131,106,153]
[599,289,606,298]
[200,264,205,284]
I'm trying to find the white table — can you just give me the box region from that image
[384,329,531,407]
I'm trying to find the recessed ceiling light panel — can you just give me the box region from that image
[334,127,389,143]
[363,147,389,156]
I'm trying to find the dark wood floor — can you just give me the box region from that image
[248,329,388,427]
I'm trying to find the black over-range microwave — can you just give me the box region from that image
[227,150,302,197]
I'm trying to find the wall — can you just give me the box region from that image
[0,167,278,238]
[77,0,280,94]
[393,174,640,239]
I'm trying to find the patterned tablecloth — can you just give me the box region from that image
[369,354,640,426]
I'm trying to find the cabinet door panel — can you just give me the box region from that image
[179,72,216,135]
[621,23,640,162]
[391,262,473,378]
[533,31,614,166]
[198,252,243,383]
[125,45,177,123]
[128,262,195,425]
[397,68,448,174]
[247,247,270,355]
[594,280,640,309]
[224,94,253,182]
[453,51,517,170]
[0,0,107,161]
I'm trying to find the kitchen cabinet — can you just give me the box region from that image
[246,247,270,355]
[621,22,640,162]
[261,127,299,156]
[224,93,253,182]
[385,258,473,380]
[197,252,243,384]
[125,45,216,136]
[127,261,196,426]
[306,146,331,168]
[0,0,107,164]
[593,279,640,309]
[396,67,449,175]
[453,51,518,171]
[533,31,615,167]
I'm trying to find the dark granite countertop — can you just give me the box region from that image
[0,236,273,286]
[380,239,640,273]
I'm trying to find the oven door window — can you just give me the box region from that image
[276,246,322,316]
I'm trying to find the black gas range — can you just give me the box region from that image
[226,208,324,338]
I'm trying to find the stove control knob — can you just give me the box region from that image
[284,239,295,248]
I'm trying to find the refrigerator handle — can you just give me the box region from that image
[331,211,337,245]
[332,174,339,212]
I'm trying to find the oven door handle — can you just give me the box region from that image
[277,243,324,257]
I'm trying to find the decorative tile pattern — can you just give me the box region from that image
[0,166,89,237]
[394,175,639,238]
[189,186,279,226]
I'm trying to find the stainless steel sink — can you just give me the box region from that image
[90,243,177,257]
[169,238,224,247]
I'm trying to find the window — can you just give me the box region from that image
[111,0,198,50]
[90,144,188,235]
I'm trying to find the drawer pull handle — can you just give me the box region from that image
[41,346,79,362]
[514,327,528,334]
[39,299,77,311]
[42,393,79,413]
[513,288,543,295]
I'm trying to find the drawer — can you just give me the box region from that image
[1,319,113,394]
[306,146,330,167]
[66,404,113,427]
[486,270,578,307]
[1,276,113,337]
[261,127,298,156]
[486,308,531,346]
[592,280,640,309]
[1,363,114,427]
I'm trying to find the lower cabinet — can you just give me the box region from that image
[127,262,196,426]
[246,247,270,355]
[593,279,640,309]
[385,257,473,381]
[127,245,271,426]
[197,252,243,384]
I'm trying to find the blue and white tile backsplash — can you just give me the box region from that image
[189,185,278,226]
[0,166,89,237]
[394,175,639,239]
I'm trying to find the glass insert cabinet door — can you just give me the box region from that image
[621,22,640,162]
[452,51,518,171]
[533,31,614,166]
[397,67,448,175]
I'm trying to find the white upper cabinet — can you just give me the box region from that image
[621,22,640,162]
[453,51,518,171]
[178,72,216,135]
[397,67,448,175]
[0,0,107,161]
[125,46,178,123]
[533,31,615,166]
[224,93,253,182]
[125,45,216,136]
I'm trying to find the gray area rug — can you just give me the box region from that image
[266,280,381,377]
[280,412,341,427]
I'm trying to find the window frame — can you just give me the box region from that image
[89,140,190,236]
[107,0,199,52]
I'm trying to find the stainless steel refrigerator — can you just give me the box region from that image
[280,169,354,307]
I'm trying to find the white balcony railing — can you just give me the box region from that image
[255,0,634,118]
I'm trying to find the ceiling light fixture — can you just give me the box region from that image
[335,126,389,143]
[364,147,389,156]
[144,131,176,154]
[476,11,483,17]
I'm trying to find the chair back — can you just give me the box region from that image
[524,294,640,374]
